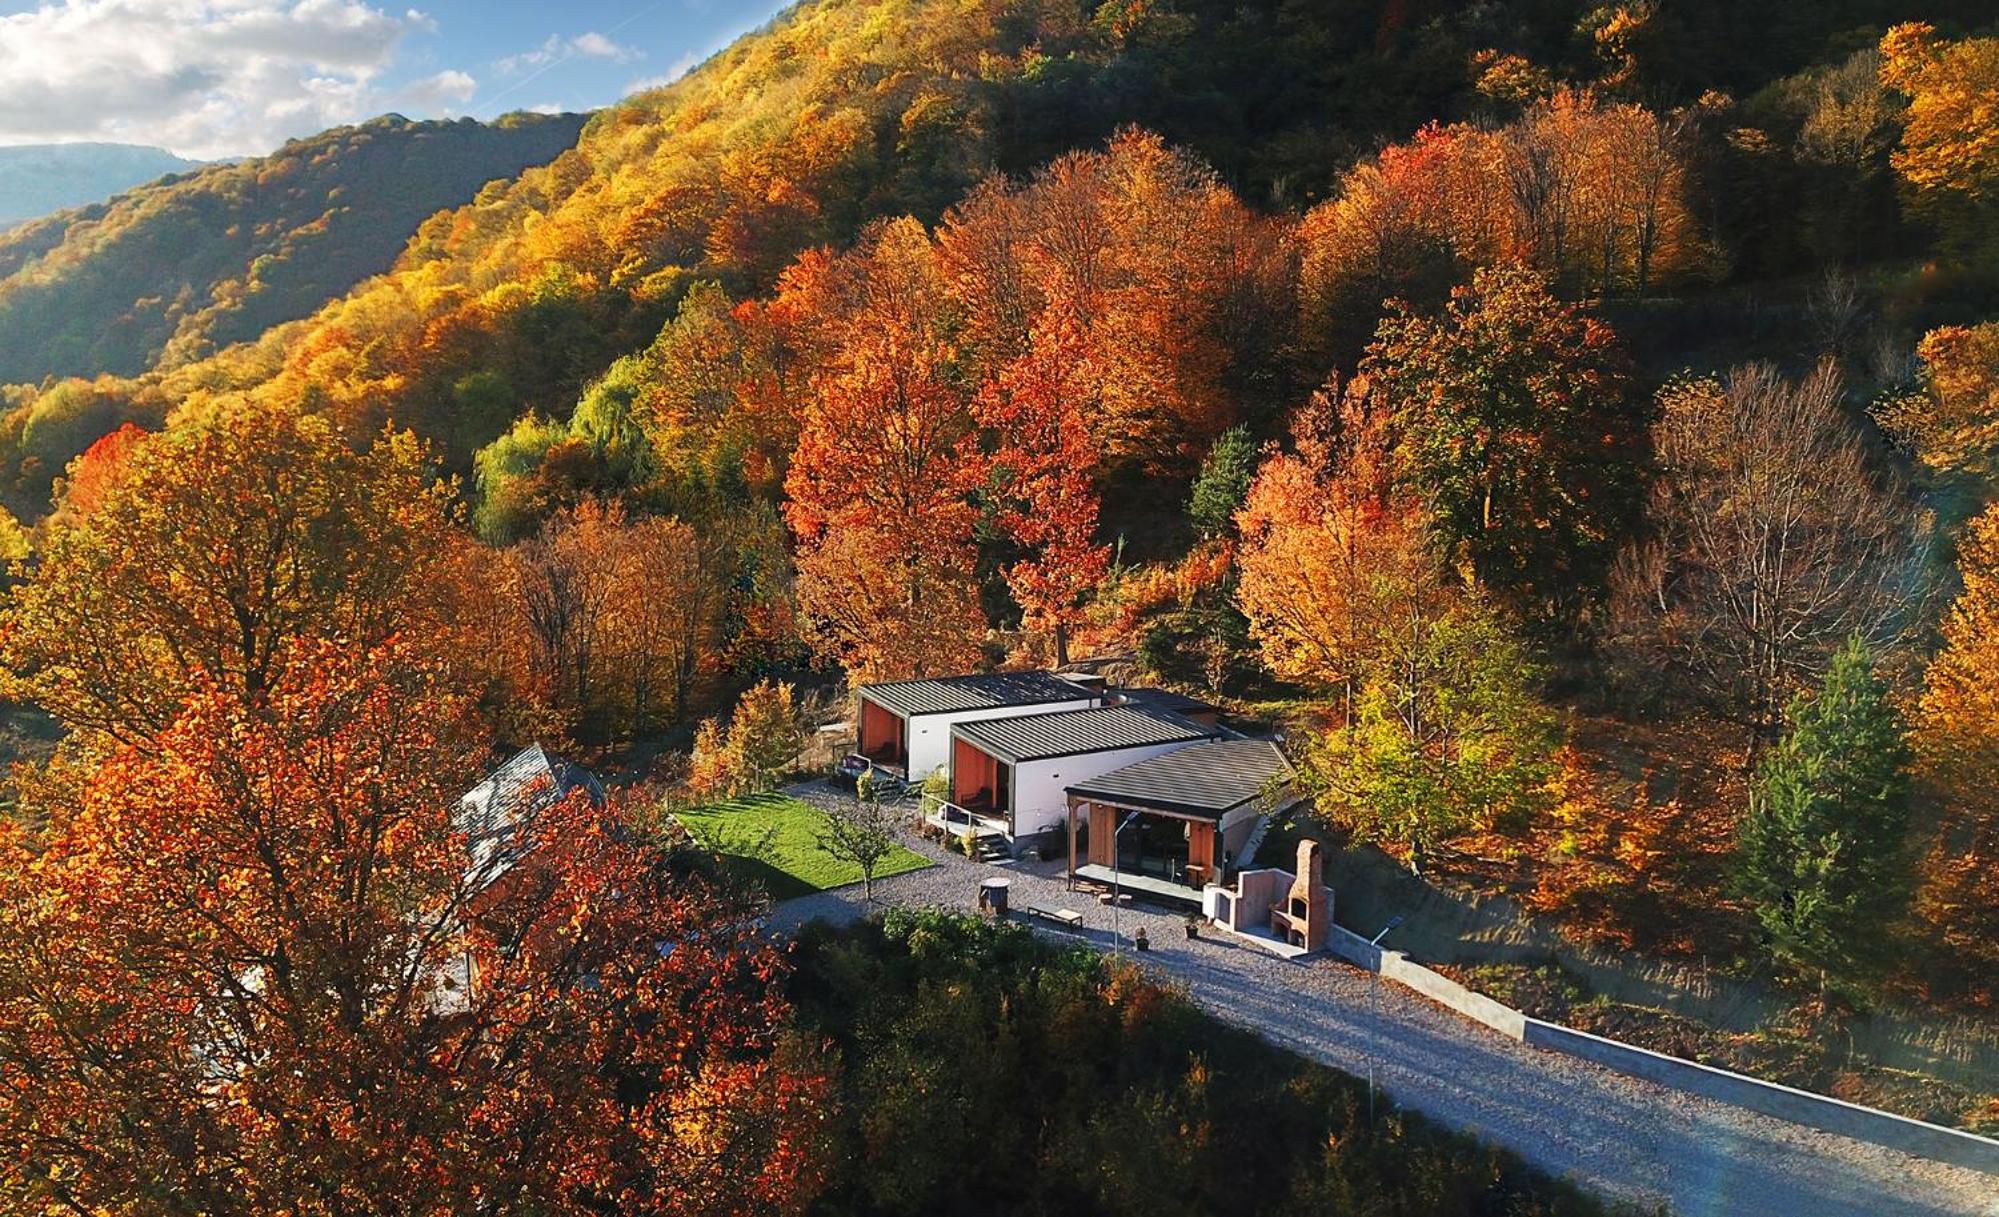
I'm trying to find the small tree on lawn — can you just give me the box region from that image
[821,779,899,901]
[685,717,735,798]
[683,680,806,799]
[729,679,806,792]
[1738,636,1914,995]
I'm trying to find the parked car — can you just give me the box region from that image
[833,754,911,799]
[831,753,872,792]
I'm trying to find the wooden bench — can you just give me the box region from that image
[1022,905,1084,929]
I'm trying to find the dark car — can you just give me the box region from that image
[831,752,871,791]
[832,754,909,798]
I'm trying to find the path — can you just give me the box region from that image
[773,788,1998,1217]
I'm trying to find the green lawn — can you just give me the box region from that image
[673,793,931,900]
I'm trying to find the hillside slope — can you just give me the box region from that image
[1,0,1987,517]
[0,144,201,230]
[0,113,588,385]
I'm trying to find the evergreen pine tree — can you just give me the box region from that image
[1187,425,1259,536]
[1739,636,1913,992]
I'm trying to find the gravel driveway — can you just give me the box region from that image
[772,786,1998,1217]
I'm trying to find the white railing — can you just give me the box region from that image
[925,800,1009,839]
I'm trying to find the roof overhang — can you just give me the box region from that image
[1065,785,1301,822]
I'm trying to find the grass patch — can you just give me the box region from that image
[674,793,930,900]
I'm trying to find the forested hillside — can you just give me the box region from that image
[0,112,587,386]
[0,143,200,230]
[2,0,1998,1160]
[6,0,1989,512]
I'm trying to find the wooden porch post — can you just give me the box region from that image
[1066,797,1081,890]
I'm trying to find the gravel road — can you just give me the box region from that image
[772,788,1998,1217]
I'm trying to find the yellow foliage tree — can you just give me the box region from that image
[1878,322,1999,482]
[1,407,470,751]
[685,680,807,799]
[1880,23,1999,203]
[1913,503,1999,1001]
[1233,382,1437,718]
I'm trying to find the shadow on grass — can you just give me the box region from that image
[718,853,815,903]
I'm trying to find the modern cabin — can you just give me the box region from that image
[855,671,1098,780]
[943,705,1222,851]
[1065,738,1299,904]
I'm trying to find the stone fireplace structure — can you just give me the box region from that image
[1265,840,1328,952]
[1201,838,1330,958]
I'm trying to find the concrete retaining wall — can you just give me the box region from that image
[1383,951,1528,1040]
[1324,923,1383,970]
[1324,925,1526,1039]
[1523,1020,1999,1174]
[1320,922,1999,1174]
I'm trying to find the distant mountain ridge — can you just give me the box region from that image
[0,112,589,385]
[0,143,203,230]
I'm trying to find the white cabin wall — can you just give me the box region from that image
[1012,740,1201,838]
[907,697,1098,781]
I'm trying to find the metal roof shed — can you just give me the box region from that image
[855,671,1098,781]
[946,705,1221,846]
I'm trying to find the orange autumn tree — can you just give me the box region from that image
[0,640,827,1214]
[1237,381,1565,872]
[1526,745,1687,952]
[973,307,1112,665]
[1234,379,1436,719]
[1,406,479,751]
[1913,502,1999,1004]
[784,221,984,681]
[492,500,726,745]
[937,128,1291,472]
[1878,321,1999,483]
[1296,91,1704,369]
[1880,22,1999,249]
[50,420,147,522]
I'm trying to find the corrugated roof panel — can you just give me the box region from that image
[950,704,1220,764]
[457,744,604,878]
[1065,738,1297,819]
[858,670,1096,717]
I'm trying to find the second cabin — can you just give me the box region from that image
[941,703,1222,857]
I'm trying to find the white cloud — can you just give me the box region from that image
[625,52,700,96]
[401,68,477,110]
[569,32,638,63]
[496,31,642,76]
[0,1,449,158]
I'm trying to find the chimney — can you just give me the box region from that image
[1282,839,1329,952]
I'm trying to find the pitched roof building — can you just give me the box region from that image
[458,743,604,881]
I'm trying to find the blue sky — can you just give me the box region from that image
[0,0,792,159]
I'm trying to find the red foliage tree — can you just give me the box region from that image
[783,222,984,680]
[53,421,149,520]
[973,307,1111,664]
[0,641,828,1214]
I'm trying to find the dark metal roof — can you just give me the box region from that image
[1111,686,1220,716]
[950,705,1220,764]
[858,670,1096,717]
[1065,739,1297,820]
